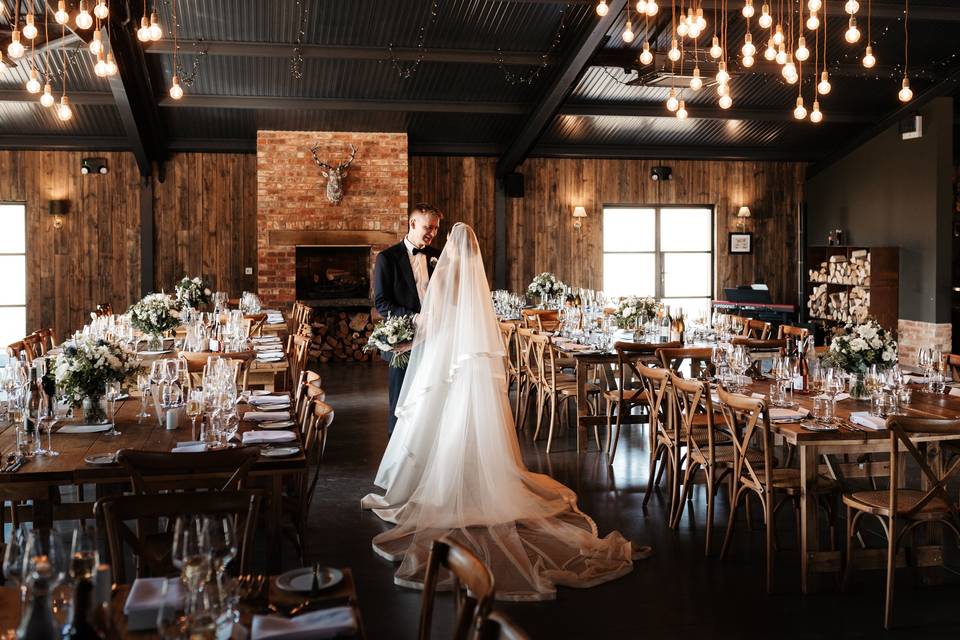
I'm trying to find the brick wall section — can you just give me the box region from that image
[897,319,952,367]
[256,131,408,308]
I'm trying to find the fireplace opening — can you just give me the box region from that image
[295,245,371,304]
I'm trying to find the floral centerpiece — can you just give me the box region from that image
[54,336,140,422]
[364,314,416,368]
[526,272,565,307]
[128,293,180,350]
[612,296,659,330]
[822,319,898,399]
[174,276,212,310]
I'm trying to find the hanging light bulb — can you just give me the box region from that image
[719,93,733,109]
[743,53,755,67]
[808,0,822,10]
[782,55,796,79]
[764,39,776,60]
[25,68,41,94]
[7,32,25,59]
[898,76,913,102]
[169,75,184,100]
[810,99,823,122]
[40,83,55,108]
[844,0,860,14]
[137,16,151,41]
[716,61,730,84]
[773,24,784,46]
[75,0,93,29]
[622,20,635,43]
[57,96,73,121]
[636,0,649,13]
[806,10,820,30]
[666,88,679,112]
[717,81,730,96]
[639,41,654,65]
[688,22,701,39]
[862,45,876,68]
[677,20,689,37]
[742,0,755,18]
[742,33,756,57]
[785,71,798,84]
[817,70,832,94]
[796,36,809,61]
[94,51,109,76]
[793,96,807,119]
[690,66,703,90]
[596,0,609,16]
[23,14,38,40]
[845,16,860,43]
[645,0,658,17]
[775,43,787,65]
[55,1,69,24]
[668,39,681,61]
[758,4,772,28]
[94,0,109,20]
[105,52,118,76]
[90,31,103,57]
[676,99,688,119]
[149,12,163,41]
[696,8,706,30]
[710,36,723,59]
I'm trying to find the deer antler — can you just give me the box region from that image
[338,144,358,172]
[310,143,334,171]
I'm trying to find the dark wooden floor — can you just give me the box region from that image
[307,362,960,640]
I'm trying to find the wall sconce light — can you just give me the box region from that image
[573,206,588,231]
[49,199,69,229]
[737,205,751,230]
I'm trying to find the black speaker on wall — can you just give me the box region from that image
[505,172,524,198]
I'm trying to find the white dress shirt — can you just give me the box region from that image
[403,237,430,304]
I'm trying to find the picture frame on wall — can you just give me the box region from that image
[729,232,753,254]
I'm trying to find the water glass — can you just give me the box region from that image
[812,396,833,423]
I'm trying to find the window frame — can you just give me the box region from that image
[601,204,716,303]
[0,202,27,344]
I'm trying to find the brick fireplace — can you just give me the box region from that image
[256,130,409,309]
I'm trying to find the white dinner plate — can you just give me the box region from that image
[276,567,343,593]
[801,421,839,432]
[258,420,296,430]
[138,350,172,356]
[84,453,118,465]
[261,446,301,458]
[58,423,113,434]
[257,403,291,411]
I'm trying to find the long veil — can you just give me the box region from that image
[361,222,633,601]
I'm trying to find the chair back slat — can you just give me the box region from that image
[477,612,531,640]
[668,372,717,461]
[418,538,495,640]
[887,416,960,519]
[744,319,772,339]
[117,447,261,494]
[716,386,774,495]
[777,324,810,342]
[657,347,714,379]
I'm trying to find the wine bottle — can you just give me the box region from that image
[62,579,103,640]
[673,307,685,344]
[661,305,672,342]
[17,558,61,640]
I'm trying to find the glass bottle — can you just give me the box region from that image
[17,558,60,640]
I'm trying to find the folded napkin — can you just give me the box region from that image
[253,337,282,344]
[849,411,887,430]
[257,355,284,362]
[255,347,285,354]
[768,407,810,422]
[950,387,960,397]
[906,375,935,384]
[245,411,291,422]
[251,607,357,640]
[249,394,291,406]
[242,430,297,445]
[124,578,182,631]
[816,392,851,402]
[171,443,206,453]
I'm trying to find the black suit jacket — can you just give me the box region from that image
[373,241,441,319]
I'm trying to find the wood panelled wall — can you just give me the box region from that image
[153,153,257,297]
[411,157,806,305]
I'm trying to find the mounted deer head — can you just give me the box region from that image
[310,143,358,205]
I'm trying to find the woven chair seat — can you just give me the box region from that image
[843,490,952,517]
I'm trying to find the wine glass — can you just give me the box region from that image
[69,526,99,583]
[156,578,189,640]
[186,389,204,441]
[865,364,884,397]
[23,529,67,588]
[730,346,751,392]
[202,516,237,586]
[104,381,122,438]
[173,516,210,604]
[3,525,27,618]
[917,347,933,377]
[137,373,152,420]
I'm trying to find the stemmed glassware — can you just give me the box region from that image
[69,526,99,583]
[104,380,122,437]
[137,373,152,420]
[4,525,27,618]
[729,345,751,393]
[202,516,237,589]
[187,389,204,441]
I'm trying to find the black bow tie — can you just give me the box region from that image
[412,247,427,256]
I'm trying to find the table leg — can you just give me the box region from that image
[576,362,588,454]
[800,444,820,594]
[919,442,944,585]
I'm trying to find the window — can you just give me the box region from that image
[603,206,714,317]
[0,204,26,352]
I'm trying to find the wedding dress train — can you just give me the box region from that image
[361,223,633,601]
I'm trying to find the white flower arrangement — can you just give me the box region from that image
[128,293,180,337]
[613,296,660,327]
[526,272,565,300]
[54,336,140,405]
[175,276,212,309]
[364,314,416,368]
[824,319,898,374]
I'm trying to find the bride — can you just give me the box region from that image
[361,222,638,601]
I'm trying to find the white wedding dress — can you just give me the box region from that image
[361,223,633,601]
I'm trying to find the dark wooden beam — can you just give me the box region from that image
[559,101,880,123]
[0,134,129,150]
[139,177,154,296]
[807,64,960,177]
[159,94,529,114]
[411,142,503,156]
[494,178,507,290]
[144,40,557,66]
[531,143,824,161]
[497,0,627,176]
[0,89,114,104]
[167,137,256,153]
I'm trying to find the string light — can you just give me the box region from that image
[149,12,163,41]
[8,32,25,60]
[862,0,875,67]
[40,83,54,107]
[710,35,722,59]
[845,0,860,14]
[742,33,756,57]
[796,36,809,61]
[26,68,41,93]
[807,10,820,30]
[899,0,912,101]
[818,70,832,94]
[742,54,754,67]
[645,0,659,16]
[639,41,654,64]
[23,13,38,40]
[776,43,787,65]
[106,52,117,76]
[57,95,72,121]
[90,31,103,56]
[170,0,183,99]
[773,24,784,46]
[76,0,93,29]
[94,50,109,76]
[623,20,635,42]
[637,0,648,12]
[94,0,109,20]
[40,2,54,107]
[58,18,72,121]
[808,0,822,10]
[691,66,703,90]
[676,98,688,119]
[596,0,609,16]
[764,38,776,60]
[863,45,875,67]
[758,3,772,28]
[666,88,679,111]
[793,96,807,119]
[719,93,733,108]
[668,38,681,61]
[742,0,755,18]
[716,61,730,84]
[55,1,69,24]
[844,16,860,43]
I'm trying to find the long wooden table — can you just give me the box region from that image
[0,399,305,573]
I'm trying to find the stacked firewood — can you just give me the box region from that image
[808,251,871,286]
[311,310,375,364]
[808,284,828,318]
[806,250,872,323]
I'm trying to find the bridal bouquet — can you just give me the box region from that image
[527,272,565,302]
[365,314,416,368]
[174,276,212,310]
[54,336,140,418]
[128,293,180,338]
[613,296,659,327]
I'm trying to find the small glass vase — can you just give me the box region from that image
[848,372,870,400]
[146,333,164,352]
[81,396,108,424]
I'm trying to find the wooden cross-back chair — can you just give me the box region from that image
[243,313,268,337]
[286,334,311,389]
[418,537,495,640]
[716,387,839,593]
[498,321,524,423]
[116,447,261,495]
[521,309,559,333]
[22,334,42,361]
[636,362,682,519]
[514,328,537,432]
[477,613,530,640]
[842,416,960,629]
[293,369,322,424]
[285,398,334,562]
[942,353,960,382]
[777,324,810,342]
[35,328,57,353]
[178,351,255,391]
[95,491,261,584]
[6,340,31,363]
[95,302,114,317]
[743,318,773,339]
[657,347,714,380]
[731,338,787,376]
[526,332,584,453]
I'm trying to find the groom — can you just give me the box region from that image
[373,203,442,435]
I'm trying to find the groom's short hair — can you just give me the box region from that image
[409,203,443,221]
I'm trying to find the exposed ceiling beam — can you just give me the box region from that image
[144,40,557,66]
[0,89,114,104]
[0,134,129,150]
[807,64,960,177]
[532,143,824,161]
[167,137,255,153]
[559,101,879,123]
[158,94,529,114]
[497,0,627,176]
